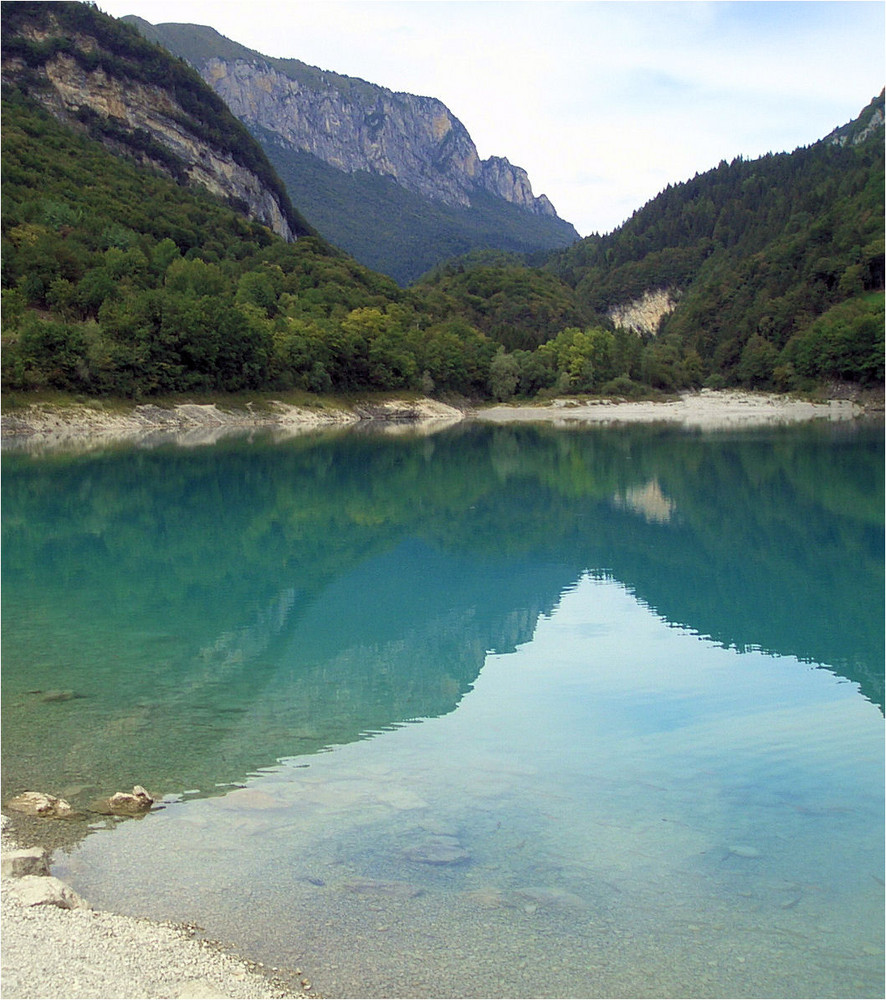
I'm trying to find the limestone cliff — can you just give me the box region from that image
[1,4,306,241]
[607,289,679,336]
[126,20,565,220]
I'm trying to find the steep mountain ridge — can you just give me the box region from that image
[536,92,885,384]
[0,2,310,242]
[122,16,578,284]
[125,18,560,217]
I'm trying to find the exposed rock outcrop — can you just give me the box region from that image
[125,20,564,219]
[103,785,155,815]
[607,288,679,336]
[0,8,301,241]
[200,56,559,217]
[6,792,74,819]
[825,90,885,147]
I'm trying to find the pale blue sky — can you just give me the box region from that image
[96,1,885,236]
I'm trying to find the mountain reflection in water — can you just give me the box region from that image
[2,421,882,818]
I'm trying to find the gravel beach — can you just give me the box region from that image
[473,388,874,428]
[1,390,878,455]
[1,818,310,1000]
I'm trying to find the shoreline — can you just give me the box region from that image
[0,815,311,1000]
[475,387,877,428]
[1,389,881,451]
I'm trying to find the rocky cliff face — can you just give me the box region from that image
[130,18,563,221]
[607,289,678,336]
[202,55,560,217]
[1,11,300,241]
[825,90,885,147]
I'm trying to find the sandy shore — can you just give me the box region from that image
[1,390,879,453]
[474,388,872,429]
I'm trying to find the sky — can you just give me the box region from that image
[94,1,885,237]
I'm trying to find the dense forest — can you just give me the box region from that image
[258,136,580,287]
[543,94,885,391]
[0,90,498,397]
[1,2,883,402]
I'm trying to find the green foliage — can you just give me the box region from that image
[3,1,881,402]
[415,263,589,350]
[1,1,311,238]
[785,294,885,385]
[258,142,579,286]
[543,92,885,389]
[488,347,520,401]
[537,326,617,392]
[1,92,496,398]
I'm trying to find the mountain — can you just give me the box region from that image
[121,17,580,285]
[0,2,502,399]
[534,91,885,391]
[0,1,312,242]
[1,0,880,402]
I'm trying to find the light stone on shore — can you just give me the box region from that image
[1,816,309,999]
[474,390,866,429]
[2,391,873,455]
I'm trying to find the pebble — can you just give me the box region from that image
[728,844,761,859]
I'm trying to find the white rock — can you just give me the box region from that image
[6,791,74,818]
[9,875,91,910]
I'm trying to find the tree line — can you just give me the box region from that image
[1,14,883,403]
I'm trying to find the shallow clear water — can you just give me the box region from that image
[3,422,883,998]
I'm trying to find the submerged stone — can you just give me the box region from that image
[1,847,51,878]
[403,836,471,865]
[464,886,508,909]
[512,886,586,909]
[728,844,762,859]
[340,878,424,898]
[39,689,83,703]
[96,785,155,815]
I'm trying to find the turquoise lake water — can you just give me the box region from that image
[2,421,883,998]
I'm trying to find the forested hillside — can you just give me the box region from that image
[258,135,580,287]
[0,1,309,241]
[540,92,885,391]
[1,1,882,403]
[124,16,579,286]
[0,91,497,397]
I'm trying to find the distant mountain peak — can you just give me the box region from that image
[122,15,578,283]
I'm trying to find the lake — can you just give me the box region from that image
[2,420,883,998]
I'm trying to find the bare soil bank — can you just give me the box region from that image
[2,389,881,452]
